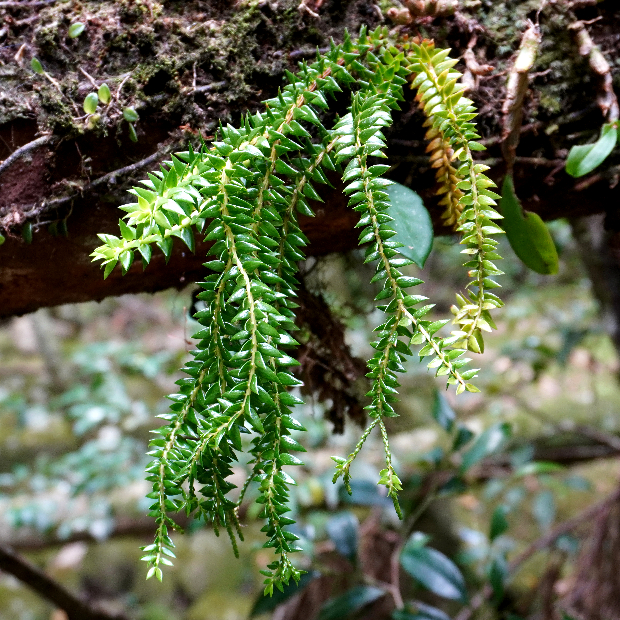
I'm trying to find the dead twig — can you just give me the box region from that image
[502,21,541,174]
[462,35,494,93]
[0,135,55,179]
[569,20,619,122]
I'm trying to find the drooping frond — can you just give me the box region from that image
[408,40,504,355]
[92,27,504,593]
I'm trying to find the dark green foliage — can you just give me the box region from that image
[92,28,505,592]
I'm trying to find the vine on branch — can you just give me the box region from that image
[92,27,504,593]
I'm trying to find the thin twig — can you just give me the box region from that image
[0,135,55,179]
[0,543,128,620]
[502,21,541,174]
[79,67,98,88]
[569,19,619,122]
[191,81,227,94]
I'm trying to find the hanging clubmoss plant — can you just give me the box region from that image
[92,26,504,594]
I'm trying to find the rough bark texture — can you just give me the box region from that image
[1,0,620,317]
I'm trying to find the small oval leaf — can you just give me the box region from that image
[123,106,139,122]
[128,122,138,142]
[98,83,111,104]
[30,57,44,74]
[566,122,617,178]
[386,182,433,268]
[83,92,99,114]
[67,22,85,38]
[500,176,559,275]
[21,221,33,244]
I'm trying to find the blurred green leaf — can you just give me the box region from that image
[386,183,433,268]
[460,423,511,473]
[452,424,475,451]
[250,572,317,616]
[68,22,86,38]
[432,390,455,432]
[30,57,44,74]
[318,586,385,620]
[326,512,359,562]
[21,221,32,244]
[489,505,509,541]
[563,475,592,491]
[488,557,507,604]
[392,602,451,620]
[128,122,138,143]
[400,537,467,602]
[500,176,558,275]
[566,122,617,178]
[338,480,392,507]
[532,490,555,531]
[515,462,564,477]
[83,92,99,114]
[123,107,139,122]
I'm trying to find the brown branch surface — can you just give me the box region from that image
[0,0,619,317]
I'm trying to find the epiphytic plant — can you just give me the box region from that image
[92,26,504,594]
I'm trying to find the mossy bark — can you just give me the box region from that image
[0,0,619,317]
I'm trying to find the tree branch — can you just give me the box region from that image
[0,135,55,181]
[0,543,128,620]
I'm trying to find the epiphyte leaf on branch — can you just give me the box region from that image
[566,122,617,178]
[500,176,558,275]
[386,182,433,268]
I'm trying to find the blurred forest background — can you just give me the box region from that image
[3,222,620,620]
